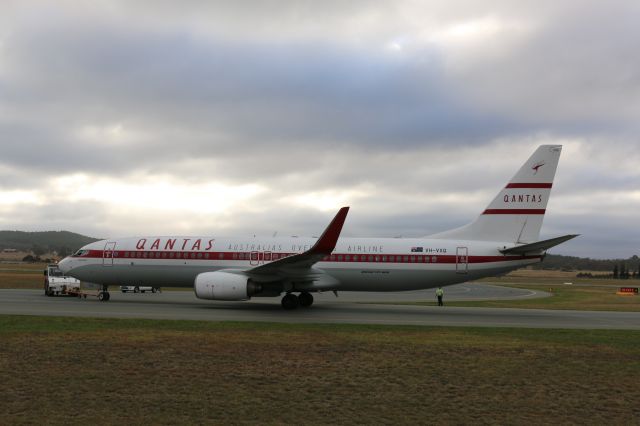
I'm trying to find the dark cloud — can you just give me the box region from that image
[449,3,640,129]
[1,13,523,171]
[1,1,639,258]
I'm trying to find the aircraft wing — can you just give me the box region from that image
[246,207,349,280]
[499,234,579,255]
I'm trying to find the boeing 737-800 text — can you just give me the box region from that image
[59,145,576,309]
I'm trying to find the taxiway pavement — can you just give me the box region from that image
[1,284,639,329]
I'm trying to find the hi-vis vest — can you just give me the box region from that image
[436,288,444,297]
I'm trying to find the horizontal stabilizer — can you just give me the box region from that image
[499,234,579,255]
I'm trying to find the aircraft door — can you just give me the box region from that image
[103,242,116,267]
[456,247,468,274]
[250,251,260,266]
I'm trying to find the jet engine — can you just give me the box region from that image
[194,271,261,301]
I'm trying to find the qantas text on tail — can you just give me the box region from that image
[59,145,577,309]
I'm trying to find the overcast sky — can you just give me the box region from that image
[1,1,639,258]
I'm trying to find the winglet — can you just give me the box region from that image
[309,207,350,255]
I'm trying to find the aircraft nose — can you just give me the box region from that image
[58,257,73,274]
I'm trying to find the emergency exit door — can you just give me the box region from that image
[456,247,468,274]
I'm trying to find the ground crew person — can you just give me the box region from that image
[436,287,444,306]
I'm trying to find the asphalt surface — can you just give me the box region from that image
[1,285,639,329]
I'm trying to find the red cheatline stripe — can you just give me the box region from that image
[505,183,552,188]
[483,209,546,215]
[77,250,542,264]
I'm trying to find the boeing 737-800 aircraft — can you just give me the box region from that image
[59,145,576,309]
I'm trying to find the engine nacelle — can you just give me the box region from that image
[194,271,261,301]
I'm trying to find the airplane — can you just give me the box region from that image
[58,145,577,309]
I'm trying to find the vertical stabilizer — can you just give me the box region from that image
[428,145,562,243]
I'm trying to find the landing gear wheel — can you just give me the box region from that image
[134,286,140,293]
[281,293,299,310]
[98,291,111,302]
[298,292,314,307]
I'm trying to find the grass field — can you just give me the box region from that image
[376,269,640,311]
[1,315,639,425]
[0,263,45,289]
[482,268,619,285]
[431,269,639,311]
[0,263,190,291]
[447,283,640,311]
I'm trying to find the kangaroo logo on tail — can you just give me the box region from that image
[532,162,545,175]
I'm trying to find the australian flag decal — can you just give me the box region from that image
[411,247,423,252]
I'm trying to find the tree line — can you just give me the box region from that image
[532,254,640,273]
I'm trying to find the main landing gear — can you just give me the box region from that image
[98,285,110,302]
[281,291,314,310]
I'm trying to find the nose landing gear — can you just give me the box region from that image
[98,285,110,301]
[98,291,110,301]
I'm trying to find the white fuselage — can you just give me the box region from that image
[59,235,540,294]
[57,145,566,308]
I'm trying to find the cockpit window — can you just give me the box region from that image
[73,249,90,257]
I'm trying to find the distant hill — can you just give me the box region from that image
[0,231,100,257]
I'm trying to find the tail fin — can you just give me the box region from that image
[429,145,562,243]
